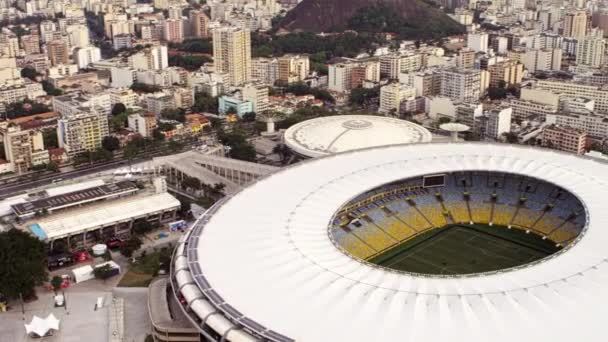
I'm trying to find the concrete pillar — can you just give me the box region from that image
[266,120,275,133]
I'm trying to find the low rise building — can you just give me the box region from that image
[541,124,587,155]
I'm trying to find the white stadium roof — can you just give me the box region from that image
[177,143,608,342]
[283,115,432,158]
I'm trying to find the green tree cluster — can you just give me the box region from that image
[252,32,385,64]
[161,108,186,123]
[168,55,212,71]
[42,80,63,96]
[280,82,335,103]
[4,100,51,119]
[349,87,379,106]
[130,83,161,93]
[171,38,213,53]
[192,92,218,113]
[347,4,464,39]
[218,130,256,162]
[0,230,48,299]
[119,236,143,257]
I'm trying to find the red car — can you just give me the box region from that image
[106,238,125,249]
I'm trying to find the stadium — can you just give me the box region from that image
[171,143,608,342]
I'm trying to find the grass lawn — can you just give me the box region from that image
[369,224,561,275]
[117,247,172,287]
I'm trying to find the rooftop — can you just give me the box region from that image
[11,181,138,217]
[24,192,180,240]
[283,115,432,158]
[182,142,608,342]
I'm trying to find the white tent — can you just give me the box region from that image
[71,264,94,283]
[25,313,60,337]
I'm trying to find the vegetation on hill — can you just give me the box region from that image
[253,32,385,74]
[280,0,464,39]
[347,4,464,39]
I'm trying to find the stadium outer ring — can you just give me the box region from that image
[173,142,608,342]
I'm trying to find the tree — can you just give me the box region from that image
[172,38,213,53]
[92,148,113,162]
[21,67,41,80]
[102,136,120,152]
[178,196,192,217]
[438,117,452,125]
[42,80,63,96]
[168,55,212,71]
[192,92,218,113]
[4,100,52,119]
[130,82,161,93]
[168,139,184,152]
[132,218,153,235]
[241,112,256,122]
[349,87,379,106]
[161,108,186,123]
[487,86,507,100]
[119,236,143,257]
[219,131,256,161]
[93,264,113,281]
[111,112,128,131]
[73,151,92,166]
[503,132,519,144]
[111,103,127,116]
[0,230,48,299]
[42,129,58,149]
[46,162,59,172]
[124,144,140,160]
[152,128,166,141]
[50,276,63,294]
[181,176,202,191]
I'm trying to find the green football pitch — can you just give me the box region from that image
[368,224,561,275]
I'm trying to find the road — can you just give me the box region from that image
[0,158,134,198]
[0,141,203,198]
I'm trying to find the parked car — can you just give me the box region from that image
[47,253,75,270]
[106,238,125,249]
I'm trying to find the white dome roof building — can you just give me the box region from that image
[283,115,433,158]
[170,143,608,342]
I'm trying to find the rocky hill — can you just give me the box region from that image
[280,0,464,38]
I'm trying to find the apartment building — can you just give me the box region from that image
[0,123,49,174]
[47,40,69,66]
[128,112,157,138]
[108,88,139,108]
[487,60,523,87]
[242,83,269,113]
[485,106,512,139]
[277,55,309,84]
[379,83,416,115]
[545,112,608,140]
[521,48,562,72]
[212,26,251,86]
[563,10,589,39]
[251,57,279,86]
[190,10,210,38]
[57,110,110,157]
[576,37,606,68]
[541,125,587,155]
[439,68,481,103]
[535,80,608,114]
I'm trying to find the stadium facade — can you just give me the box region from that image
[171,143,608,342]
